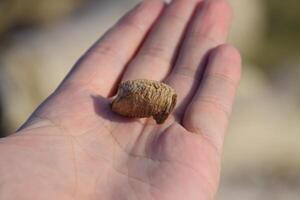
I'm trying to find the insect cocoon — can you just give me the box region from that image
[111,79,177,124]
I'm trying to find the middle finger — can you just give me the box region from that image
[122,0,203,82]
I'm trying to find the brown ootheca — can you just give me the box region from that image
[111,79,177,124]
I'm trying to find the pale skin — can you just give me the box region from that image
[0,0,241,199]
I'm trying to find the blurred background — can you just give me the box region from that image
[0,0,299,199]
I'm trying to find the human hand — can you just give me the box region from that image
[0,0,241,199]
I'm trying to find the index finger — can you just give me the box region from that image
[58,0,165,97]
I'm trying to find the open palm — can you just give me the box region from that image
[0,0,241,199]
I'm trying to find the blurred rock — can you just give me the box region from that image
[255,0,300,72]
[0,0,87,36]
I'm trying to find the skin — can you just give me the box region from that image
[0,0,241,199]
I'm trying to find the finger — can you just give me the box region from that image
[183,44,241,151]
[59,0,165,97]
[121,0,202,82]
[165,0,233,118]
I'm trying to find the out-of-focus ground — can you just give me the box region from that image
[0,0,299,199]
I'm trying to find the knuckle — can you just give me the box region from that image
[139,46,170,64]
[94,45,116,57]
[88,44,124,64]
[172,66,198,79]
[165,13,187,25]
[189,31,219,45]
[215,44,241,63]
[196,95,231,118]
[93,45,117,58]
[205,72,239,88]
[118,15,145,33]
[210,44,242,82]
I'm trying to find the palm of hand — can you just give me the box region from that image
[0,0,241,199]
[2,91,218,199]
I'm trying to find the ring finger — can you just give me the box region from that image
[121,0,203,82]
[165,0,233,120]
